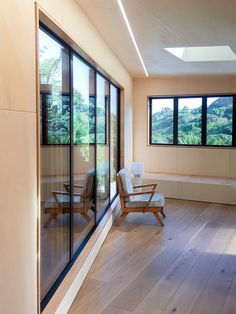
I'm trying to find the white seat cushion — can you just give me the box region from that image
[125,193,165,208]
[45,195,84,209]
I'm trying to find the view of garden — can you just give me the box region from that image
[151,96,233,146]
[39,33,106,146]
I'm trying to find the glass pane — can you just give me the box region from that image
[73,55,95,252]
[96,74,109,220]
[151,98,174,144]
[207,97,233,146]
[178,98,202,145]
[110,85,118,200]
[39,29,70,300]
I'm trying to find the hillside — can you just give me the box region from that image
[151,97,233,145]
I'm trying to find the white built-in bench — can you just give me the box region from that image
[143,173,236,205]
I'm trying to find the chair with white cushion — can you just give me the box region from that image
[116,169,165,226]
[44,168,95,227]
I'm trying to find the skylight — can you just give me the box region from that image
[164,46,236,62]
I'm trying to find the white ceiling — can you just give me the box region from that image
[76,0,236,77]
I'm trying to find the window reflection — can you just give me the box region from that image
[73,55,95,252]
[39,29,70,300]
[96,74,110,220]
[39,27,120,306]
[110,85,118,199]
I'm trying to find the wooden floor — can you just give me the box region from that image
[69,199,236,314]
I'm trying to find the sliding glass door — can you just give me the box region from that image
[110,84,119,200]
[72,55,96,252]
[39,28,71,301]
[96,74,110,220]
[39,25,120,309]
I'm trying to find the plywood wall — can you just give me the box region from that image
[133,76,236,178]
[0,0,132,313]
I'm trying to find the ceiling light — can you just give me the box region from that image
[117,0,148,76]
[164,46,236,62]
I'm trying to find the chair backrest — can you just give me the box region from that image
[117,168,133,201]
[82,168,95,198]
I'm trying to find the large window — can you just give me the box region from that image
[150,95,235,147]
[39,25,120,310]
[39,29,71,303]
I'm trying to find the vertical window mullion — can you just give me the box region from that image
[117,89,121,172]
[202,97,207,146]
[69,49,74,259]
[149,98,153,144]
[232,96,236,147]
[173,97,178,145]
[108,82,111,203]
[94,73,97,223]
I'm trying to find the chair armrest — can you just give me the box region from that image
[52,191,70,196]
[123,190,155,197]
[52,191,82,204]
[74,184,84,188]
[133,183,157,190]
[64,183,84,192]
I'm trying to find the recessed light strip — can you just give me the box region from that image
[117,0,148,77]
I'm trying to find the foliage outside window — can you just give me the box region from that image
[207,97,233,146]
[151,98,174,144]
[178,97,202,145]
[150,95,235,147]
[39,31,106,145]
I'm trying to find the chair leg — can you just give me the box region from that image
[160,207,166,218]
[81,213,91,222]
[44,213,57,228]
[153,212,164,226]
[116,212,129,226]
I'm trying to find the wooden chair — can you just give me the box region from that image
[116,169,165,226]
[44,168,95,227]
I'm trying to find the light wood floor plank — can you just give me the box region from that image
[221,265,236,314]
[161,238,230,314]
[68,199,236,314]
[107,204,227,312]
[190,234,236,314]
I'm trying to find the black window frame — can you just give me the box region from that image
[39,29,108,147]
[39,22,121,311]
[149,94,236,148]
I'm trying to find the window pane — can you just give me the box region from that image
[110,85,118,199]
[96,74,109,220]
[178,98,202,145]
[39,29,70,145]
[46,94,70,144]
[151,98,174,144]
[72,55,95,253]
[39,29,70,300]
[207,97,233,146]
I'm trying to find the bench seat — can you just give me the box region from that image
[143,173,236,205]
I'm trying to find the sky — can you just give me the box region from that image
[152,97,220,114]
